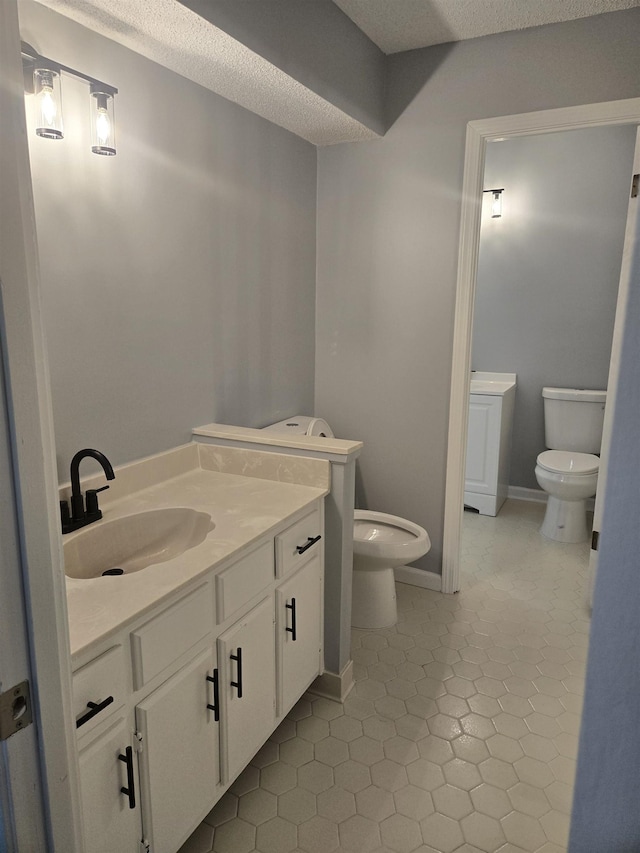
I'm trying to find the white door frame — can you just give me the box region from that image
[442,96,640,595]
[1,1,83,848]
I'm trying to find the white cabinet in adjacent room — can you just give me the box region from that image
[465,372,516,516]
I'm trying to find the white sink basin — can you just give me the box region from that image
[64,508,215,579]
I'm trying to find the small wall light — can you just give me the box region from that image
[483,188,504,218]
[22,42,118,156]
[33,65,63,139]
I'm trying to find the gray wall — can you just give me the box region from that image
[179,0,387,135]
[19,0,318,482]
[473,125,635,489]
[569,202,640,851]
[315,8,640,574]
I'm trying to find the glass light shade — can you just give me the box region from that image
[34,67,63,139]
[491,190,503,218]
[90,88,116,156]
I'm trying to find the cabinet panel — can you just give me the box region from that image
[218,596,275,784]
[73,644,126,735]
[215,539,273,623]
[136,647,219,853]
[77,714,141,853]
[276,555,323,716]
[131,583,212,689]
[275,506,322,578]
[465,395,502,495]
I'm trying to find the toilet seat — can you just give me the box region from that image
[353,510,430,565]
[536,450,599,476]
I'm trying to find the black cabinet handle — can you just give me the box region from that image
[230,648,243,698]
[285,598,297,642]
[118,746,136,809]
[206,668,220,720]
[296,535,321,555]
[76,695,114,729]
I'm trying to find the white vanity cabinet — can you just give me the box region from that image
[136,646,220,853]
[465,373,516,516]
[218,596,276,784]
[77,713,141,853]
[72,498,324,853]
[276,556,323,716]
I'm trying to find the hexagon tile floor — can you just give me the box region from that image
[178,499,590,853]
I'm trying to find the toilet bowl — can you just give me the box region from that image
[535,450,599,543]
[352,510,431,629]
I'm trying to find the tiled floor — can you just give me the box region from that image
[179,499,590,853]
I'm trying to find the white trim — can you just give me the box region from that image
[309,660,355,703]
[394,565,442,592]
[507,486,547,503]
[443,97,640,596]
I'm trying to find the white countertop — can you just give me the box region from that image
[193,422,363,457]
[64,446,328,660]
[470,371,517,396]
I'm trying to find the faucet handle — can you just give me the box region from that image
[85,484,109,518]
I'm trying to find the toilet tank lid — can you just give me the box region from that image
[542,387,606,402]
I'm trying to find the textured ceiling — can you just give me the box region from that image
[32,0,640,146]
[33,0,380,146]
[332,0,640,54]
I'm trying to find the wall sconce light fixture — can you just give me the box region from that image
[22,42,118,156]
[483,188,504,218]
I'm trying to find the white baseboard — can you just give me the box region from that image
[507,486,547,503]
[309,660,355,703]
[507,485,595,511]
[394,565,442,592]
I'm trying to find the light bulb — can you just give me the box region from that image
[34,68,63,139]
[491,191,502,218]
[91,88,116,155]
[96,108,111,146]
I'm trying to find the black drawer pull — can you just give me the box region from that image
[285,598,297,642]
[206,668,220,720]
[118,746,136,809]
[230,648,243,698]
[76,695,114,729]
[296,535,321,555]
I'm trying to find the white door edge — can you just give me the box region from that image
[442,97,640,595]
[1,1,83,848]
[588,126,640,605]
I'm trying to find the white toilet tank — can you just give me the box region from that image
[542,387,606,452]
[262,415,334,438]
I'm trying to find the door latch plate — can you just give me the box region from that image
[0,680,33,740]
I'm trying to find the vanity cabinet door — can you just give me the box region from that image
[465,394,502,495]
[77,714,141,853]
[218,595,276,784]
[136,646,220,853]
[276,555,323,717]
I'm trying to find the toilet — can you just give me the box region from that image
[262,415,431,629]
[352,510,431,629]
[535,387,606,543]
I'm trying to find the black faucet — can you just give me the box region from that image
[60,448,115,534]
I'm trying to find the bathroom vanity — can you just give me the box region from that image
[64,444,328,853]
[465,372,516,516]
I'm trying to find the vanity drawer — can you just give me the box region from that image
[131,584,213,690]
[275,505,322,578]
[72,645,126,735]
[215,539,274,624]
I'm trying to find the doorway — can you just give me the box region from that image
[442,98,640,595]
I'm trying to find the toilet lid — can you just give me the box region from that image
[537,450,599,475]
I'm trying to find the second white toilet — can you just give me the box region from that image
[534,387,606,543]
